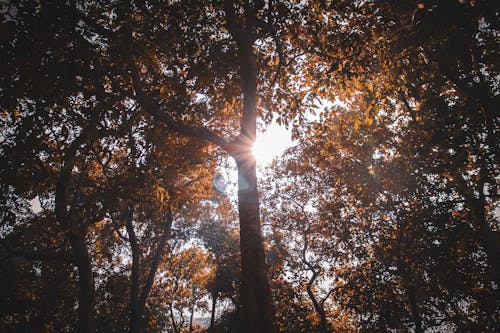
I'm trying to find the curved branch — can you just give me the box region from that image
[128,66,233,152]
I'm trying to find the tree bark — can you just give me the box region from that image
[223,1,276,331]
[169,303,179,333]
[131,2,277,331]
[189,294,195,333]
[236,157,276,333]
[301,219,328,333]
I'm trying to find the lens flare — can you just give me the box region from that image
[212,173,227,193]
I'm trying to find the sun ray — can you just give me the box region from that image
[252,123,293,165]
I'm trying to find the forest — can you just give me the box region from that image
[0,0,498,332]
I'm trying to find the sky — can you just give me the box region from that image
[253,122,294,166]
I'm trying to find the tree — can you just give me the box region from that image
[260,1,498,331]
[1,1,498,332]
[3,1,278,331]
[197,218,240,332]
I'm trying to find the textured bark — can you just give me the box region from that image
[132,2,277,331]
[223,1,276,331]
[236,157,276,333]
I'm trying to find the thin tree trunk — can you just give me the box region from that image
[301,219,328,333]
[209,292,217,332]
[125,210,141,333]
[128,207,174,332]
[169,303,179,333]
[55,127,97,333]
[305,271,328,333]
[189,301,195,333]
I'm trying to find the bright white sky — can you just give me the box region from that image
[253,122,294,166]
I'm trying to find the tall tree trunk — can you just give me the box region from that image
[301,216,328,333]
[189,300,195,333]
[223,1,276,331]
[169,303,179,333]
[132,2,277,331]
[236,157,275,333]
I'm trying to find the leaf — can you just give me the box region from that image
[354,119,361,131]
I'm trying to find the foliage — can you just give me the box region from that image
[1,0,498,332]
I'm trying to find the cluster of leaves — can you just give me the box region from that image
[260,1,499,332]
[0,0,498,332]
[0,1,243,332]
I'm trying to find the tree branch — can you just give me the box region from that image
[128,65,234,153]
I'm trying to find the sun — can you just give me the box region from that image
[252,123,293,165]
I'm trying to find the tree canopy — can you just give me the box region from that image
[1,1,498,332]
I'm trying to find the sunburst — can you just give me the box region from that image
[252,123,293,165]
